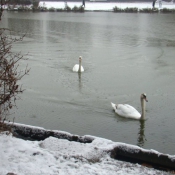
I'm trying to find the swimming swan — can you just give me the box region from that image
[111,93,148,120]
[73,56,84,73]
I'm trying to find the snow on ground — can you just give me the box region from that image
[0,132,172,175]
[39,1,175,10]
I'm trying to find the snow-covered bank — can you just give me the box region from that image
[0,132,173,175]
[39,1,175,11]
[1,122,174,174]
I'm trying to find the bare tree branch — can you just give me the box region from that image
[0,28,30,120]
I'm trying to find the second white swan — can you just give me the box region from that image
[111,93,148,120]
[73,56,84,73]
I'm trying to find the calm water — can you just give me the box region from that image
[1,11,175,155]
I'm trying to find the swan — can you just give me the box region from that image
[111,93,148,120]
[73,56,84,73]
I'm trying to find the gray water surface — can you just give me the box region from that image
[1,11,175,154]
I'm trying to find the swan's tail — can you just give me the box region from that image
[111,102,116,110]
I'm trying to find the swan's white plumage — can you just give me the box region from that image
[111,93,148,120]
[73,56,84,72]
[111,102,141,119]
[73,64,84,72]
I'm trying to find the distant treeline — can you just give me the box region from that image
[6,0,174,6]
[7,0,33,5]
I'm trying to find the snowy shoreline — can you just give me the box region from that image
[2,122,175,172]
[1,132,173,175]
[1,122,175,174]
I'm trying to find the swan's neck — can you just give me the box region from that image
[140,98,146,120]
[78,60,81,72]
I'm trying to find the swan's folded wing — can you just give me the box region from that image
[73,64,79,72]
[73,64,84,72]
[116,104,141,119]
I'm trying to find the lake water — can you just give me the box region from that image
[1,11,175,155]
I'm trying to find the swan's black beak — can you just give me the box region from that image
[142,93,148,102]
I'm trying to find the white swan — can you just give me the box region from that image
[111,93,148,120]
[73,56,84,73]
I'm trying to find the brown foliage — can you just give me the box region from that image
[0,7,30,131]
[0,28,30,118]
[0,0,4,21]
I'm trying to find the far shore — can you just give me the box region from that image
[4,1,175,13]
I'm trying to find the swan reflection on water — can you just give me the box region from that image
[137,120,147,147]
[72,56,84,91]
[111,94,148,147]
[78,72,82,91]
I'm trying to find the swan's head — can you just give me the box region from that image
[79,56,82,62]
[141,93,148,102]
